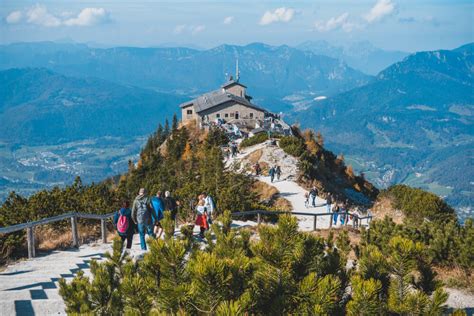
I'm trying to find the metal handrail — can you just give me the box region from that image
[231,210,372,230]
[0,209,371,259]
[0,211,115,258]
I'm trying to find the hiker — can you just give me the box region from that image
[332,203,340,225]
[151,191,165,239]
[352,207,361,228]
[309,186,318,207]
[114,201,135,251]
[269,166,276,183]
[254,162,261,176]
[132,188,154,250]
[195,198,209,238]
[340,203,347,225]
[275,165,282,181]
[224,148,231,160]
[230,142,238,157]
[304,192,310,208]
[326,193,332,213]
[202,192,215,227]
[164,190,179,225]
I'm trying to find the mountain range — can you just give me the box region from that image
[0,41,472,218]
[296,40,409,75]
[0,41,371,113]
[293,43,474,219]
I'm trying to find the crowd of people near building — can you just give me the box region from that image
[114,188,215,253]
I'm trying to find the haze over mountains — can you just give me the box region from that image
[293,43,474,219]
[0,40,472,219]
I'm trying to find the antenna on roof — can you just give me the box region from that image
[235,59,240,82]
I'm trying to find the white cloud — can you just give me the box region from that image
[191,25,205,35]
[5,5,109,27]
[6,11,23,24]
[364,0,396,23]
[174,24,205,35]
[174,24,186,34]
[314,13,358,32]
[63,8,110,26]
[26,5,61,27]
[223,16,234,25]
[259,7,294,26]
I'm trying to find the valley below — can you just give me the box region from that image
[0,137,144,200]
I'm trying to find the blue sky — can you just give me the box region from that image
[1,0,473,52]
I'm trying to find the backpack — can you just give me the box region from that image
[117,209,129,234]
[136,199,150,223]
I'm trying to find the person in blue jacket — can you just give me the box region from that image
[114,201,135,250]
[151,191,165,239]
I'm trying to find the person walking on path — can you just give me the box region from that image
[340,203,347,225]
[114,201,135,252]
[202,192,215,227]
[309,186,318,207]
[269,166,276,183]
[326,193,332,213]
[332,203,340,226]
[132,188,155,250]
[151,191,165,239]
[275,165,282,181]
[195,198,209,238]
[164,190,179,226]
[254,162,261,176]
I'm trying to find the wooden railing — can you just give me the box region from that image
[231,210,372,230]
[0,210,371,259]
[0,212,115,258]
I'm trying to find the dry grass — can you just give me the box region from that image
[35,222,107,252]
[371,196,405,224]
[252,180,279,201]
[434,266,474,293]
[247,149,263,164]
[273,197,292,211]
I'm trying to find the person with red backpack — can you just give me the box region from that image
[114,201,135,251]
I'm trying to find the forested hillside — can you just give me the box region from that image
[294,43,474,219]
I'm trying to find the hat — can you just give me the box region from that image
[165,191,171,197]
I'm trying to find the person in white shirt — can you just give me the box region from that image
[202,192,215,226]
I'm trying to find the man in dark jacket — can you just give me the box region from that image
[309,186,318,207]
[131,188,154,250]
[164,190,179,226]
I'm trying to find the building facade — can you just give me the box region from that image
[180,78,267,127]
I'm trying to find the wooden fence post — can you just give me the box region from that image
[27,226,35,258]
[71,216,79,247]
[313,216,317,231]
[101,219,107,243]
[344,212,349,226]
[329,214,333,228]
[257,212,261,225]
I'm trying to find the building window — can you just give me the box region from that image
[230,112,235,117]
[187,109,193,115]
[216,113,220,118]
[225,113,229,118]
[250,113,254,118]
[235,111,239,119]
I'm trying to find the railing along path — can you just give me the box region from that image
[0,209,371,259]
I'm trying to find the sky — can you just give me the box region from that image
[0,0,473,52]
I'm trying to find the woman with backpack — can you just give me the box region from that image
[114,201,135,250]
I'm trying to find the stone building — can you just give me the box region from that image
[180,77,268,128]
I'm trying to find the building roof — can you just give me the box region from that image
[179,88,267,114]
[221,79,247,89]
